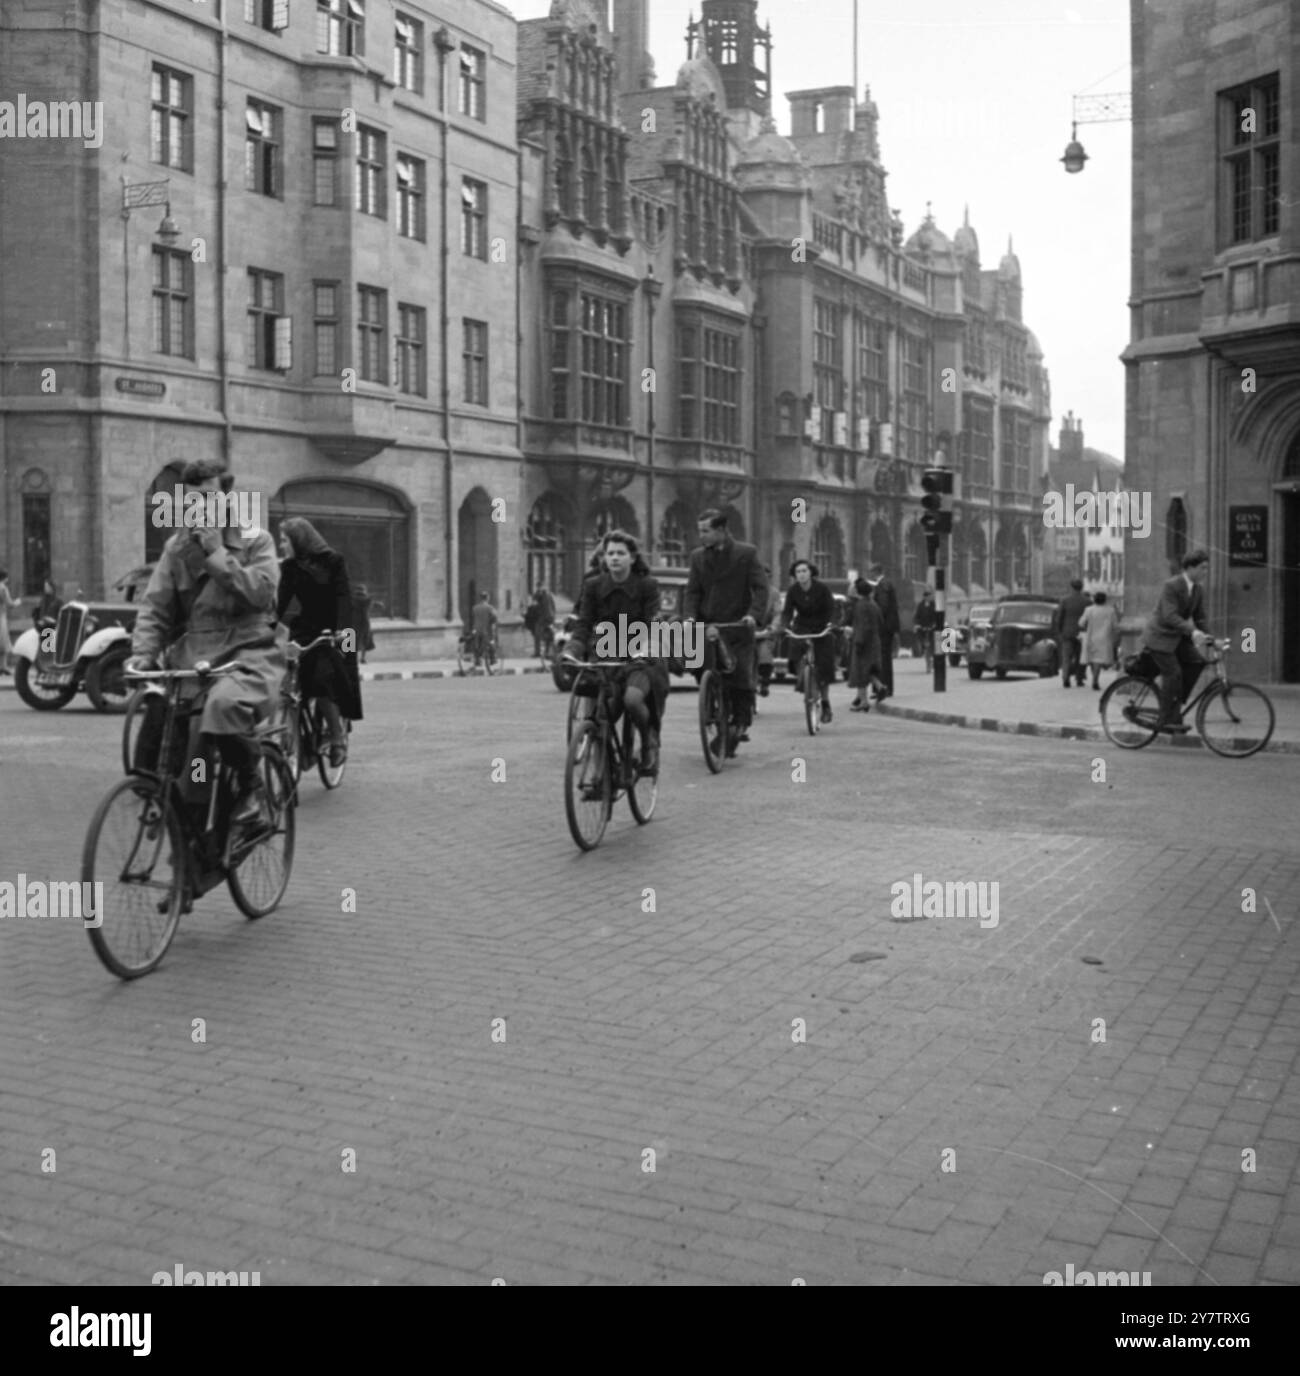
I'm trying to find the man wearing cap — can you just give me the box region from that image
[127,458,286,825]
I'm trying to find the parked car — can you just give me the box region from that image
[981,595,1060,680]
[11,566,153,712]
[961,602,999,678]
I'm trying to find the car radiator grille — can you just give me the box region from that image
[54,606,85,667]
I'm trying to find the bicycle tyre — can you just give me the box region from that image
[698,669,726,773]
[564,720,611,851]
[1197,681,1274,759]
[121,687,148,775]
[566,676,591,743]
[83,778,185,979]
[312,701,347,789]
[801,663,820,737]
[1099,675,1161,750]
[626,717,658,824]
[228,744,297,918]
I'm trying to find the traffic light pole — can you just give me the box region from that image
[927,532,946,692]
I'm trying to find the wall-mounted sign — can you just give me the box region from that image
[1228,505,1266,567]
[115,377,166,398]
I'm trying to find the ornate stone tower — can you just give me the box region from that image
[686,0,772,131]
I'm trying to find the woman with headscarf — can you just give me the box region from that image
[276,518,363,766]
[848,576,889,712]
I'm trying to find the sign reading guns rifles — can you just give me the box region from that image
[1228,506,1267,567]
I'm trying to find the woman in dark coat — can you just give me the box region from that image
[848,576,888,712]
[777,559,840,723]
[565,530,669,776]
[276,517,363,765]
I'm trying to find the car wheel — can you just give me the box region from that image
[967,664,984,680]
[948,653,962,668]
[14,658,77,710]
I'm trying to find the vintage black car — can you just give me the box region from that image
[981,595,1060,680]
[961,602,999,678]
[11,567,153,712]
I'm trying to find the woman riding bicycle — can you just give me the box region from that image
[564,530,668,777]
[776,559,840,725]
[275,517,363,767]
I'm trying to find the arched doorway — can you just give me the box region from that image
[524,493,572,598]
[458,487,498,624]
[811,514,845,579]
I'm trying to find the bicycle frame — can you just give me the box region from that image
[567,660,639,789]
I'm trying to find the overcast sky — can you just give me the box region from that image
[508,0,1132,461]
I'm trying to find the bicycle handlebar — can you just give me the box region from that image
[125,661,248,681]
[560,657,634,669]
[782,627,836,641]
[288,631,346,657]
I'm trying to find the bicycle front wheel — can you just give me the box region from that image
[1099,675,1161,750]
[566,678,592,743]
[228,744,297,918]
[802,664,820,736]
[1197,681,1274,758]
[698,669,726,773]
[83,779,185,979]
[626,718,658,824]
[312,701,347,789]
[121,688,148,775]
[565,721,611,850]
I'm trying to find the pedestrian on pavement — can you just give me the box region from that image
[352,582,376,664]
[865,563,899,698]
[755,565,782,698]
[848,577,888,712]
[277,517,364,766]
[1053,578,1090,688]
[1142,549,1211,732]
[0,567,22,674]
[469,591,499,666]
[34,579,61,625]
[1077,590,1121,690]
[527,581,557,659]
[913,589,937,671]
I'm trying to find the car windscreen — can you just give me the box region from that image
[970,605,996,621]
[994,604,1054,626]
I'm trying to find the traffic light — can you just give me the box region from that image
[920,468,954,534]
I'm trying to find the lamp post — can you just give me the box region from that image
[121,178,180,360]
[643,265,662,563]
[1060,92,1132,173]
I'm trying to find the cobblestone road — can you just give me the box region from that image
[1,675,1298,1285]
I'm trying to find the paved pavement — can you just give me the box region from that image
[1,675,1298,1285]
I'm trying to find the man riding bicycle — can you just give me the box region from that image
[683,508,769,748]
[469,591,498,666]
[564,530,668,776]
[1143,548,1211,732]
[127,458,286,825]
[776,558,840,724]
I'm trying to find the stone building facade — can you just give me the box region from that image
[1044,412,1125,606]
[1124,0,1300,682]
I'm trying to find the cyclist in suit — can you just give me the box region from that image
[1142,549,1210,732]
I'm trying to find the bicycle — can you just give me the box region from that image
[696,620,755,773]
[274,631,351,789]
[83,662,296,979]
[1099,639,1275,757]
[457,629,502,676]
[785,626,836,736]
[562,658,658,851]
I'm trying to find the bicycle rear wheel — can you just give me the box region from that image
[228,745,297,918]
[801,663,820,736]
[83,779,185,979]
[1099,675,1161,750]
[698,669,726,773]
[626,717,658,824]
[565,721,611,850]
[1197,681,1274,758]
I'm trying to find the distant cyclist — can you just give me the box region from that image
[683,509,768,747]
[777,558,840,724]
[469,591,499,665]
[564,530,668,776]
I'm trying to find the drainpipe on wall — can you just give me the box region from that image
[435,25,457,623]
[216,4,231,470]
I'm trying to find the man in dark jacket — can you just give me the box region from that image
[913,589,937,671]
[1053,578,1091,688]
[866,563,900,697]
[684,509,768,742]
[1142,550,1210,731]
